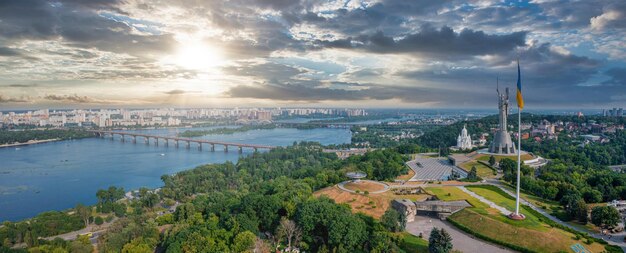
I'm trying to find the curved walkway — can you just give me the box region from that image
[337,180,390,194]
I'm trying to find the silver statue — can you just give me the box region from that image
[489,81,517,154]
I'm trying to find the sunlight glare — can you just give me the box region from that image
[173,42,224,71]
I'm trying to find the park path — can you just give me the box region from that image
[457,186,511,216]
[486,180,626,251]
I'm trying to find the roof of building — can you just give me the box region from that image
[406,156,468,181]
[393,199,416,207]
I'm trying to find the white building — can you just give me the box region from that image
[456,125,473,150]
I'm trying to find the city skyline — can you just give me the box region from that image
[1,0,626,109]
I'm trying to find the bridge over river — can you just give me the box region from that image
[89,130,276,153]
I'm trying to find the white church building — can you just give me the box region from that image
[456,125,473,150]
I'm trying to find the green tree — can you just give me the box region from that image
[94,216,104,225]
[232,231,256,253]
[429,228,452,253]
[591,206,620,228]
[467,166,479,181]
[173,203,195,222]
[122,238,153,253]
[488,155,496,167]
[381,209,404,232]
[70,239,93,253]
[563,194,584,221]
[75,204,91,228]
[574,199,588,223]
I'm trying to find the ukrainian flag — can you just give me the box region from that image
[516,61,524,109]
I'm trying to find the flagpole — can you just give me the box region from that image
[515,105,521,216]
[511,58,524,220]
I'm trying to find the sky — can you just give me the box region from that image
[0,0,625,109]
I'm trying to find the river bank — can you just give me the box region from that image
[0,138,60,148]
[0,126,352,221]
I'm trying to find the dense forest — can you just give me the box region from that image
[0,129,94,144]
[522,130,626,166]
[1,143,412,252]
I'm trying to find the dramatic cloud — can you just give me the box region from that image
[602,68,626,86]
[0,0,625,108]
[44,94,99,103]
[0,95,30,103]
[0,47,22,57]
[313,26,527,57]
[590,2,626,31]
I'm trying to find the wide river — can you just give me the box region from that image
[0,127,351,221]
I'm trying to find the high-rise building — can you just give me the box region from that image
[257,111,272,121]
[122,110,131,120]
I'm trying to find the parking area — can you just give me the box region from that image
[405,213,513,253]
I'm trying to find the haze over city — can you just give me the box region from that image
[1,0,625,109]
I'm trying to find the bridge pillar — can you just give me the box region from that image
[164,139,169,147]
[224,145,228,152]
[132,136,136,143]
[155,138,159,146]
[198,143,202,151]
[120,134,125,142]
[211,144,215,152]
[238,146,243,154]
[175,140,179,148]
[145,137,149,145]
[185,141,190,149]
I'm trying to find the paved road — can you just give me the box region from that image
[486,180,626,251]
[406,214,513,253]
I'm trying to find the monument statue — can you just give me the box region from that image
[489,87,517,154]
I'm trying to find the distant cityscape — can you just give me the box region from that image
[0,108,367,128]
[604,108,625,117]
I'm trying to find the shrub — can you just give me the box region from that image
[94,216,104,225]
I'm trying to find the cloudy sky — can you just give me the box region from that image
[1,0,625,109]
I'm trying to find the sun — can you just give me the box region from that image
[172,42,224,71]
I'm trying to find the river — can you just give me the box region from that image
[0,127,351,221]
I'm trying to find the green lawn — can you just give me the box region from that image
[425,186,489,210]
[465,185,545,229]
[425,185,610,253]
[398,232,428,252]
[449,209,606,253]
[499,182,561,212]
[459,161,495,178]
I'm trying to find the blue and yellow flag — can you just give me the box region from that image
[516,60,524,109]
